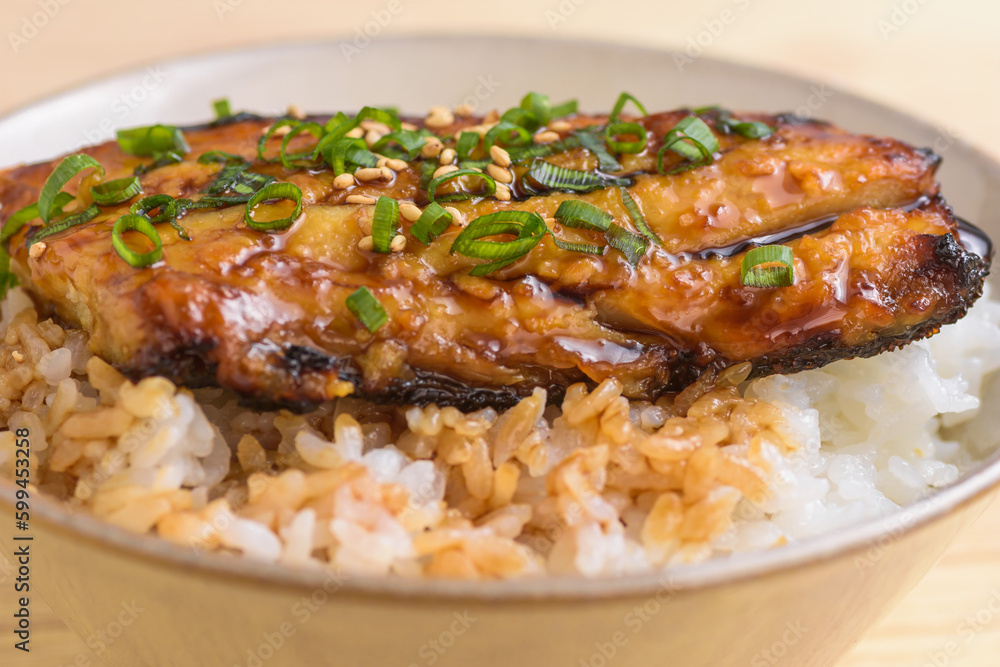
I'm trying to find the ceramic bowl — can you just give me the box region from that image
[2,36,999,667]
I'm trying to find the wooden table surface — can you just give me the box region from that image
[0,1,998,664]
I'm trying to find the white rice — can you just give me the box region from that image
[1,285,999,578]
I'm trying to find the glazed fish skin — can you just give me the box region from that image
[0,112,987,410]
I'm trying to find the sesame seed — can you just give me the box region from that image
[287,104,306,120]
[11,350,24,362]
[494,183,512,201]
[355,167,388,182]
[386,158,408,172]
[346,194,377,205]
[544,217,557,227]
[28,242,46,258]
[486,163,513,184]
[432,164,459,179]
[454,103,475,117]
[400,121,418,131]
[548,120,572,133]
[534,131,560,144]
[376,157,389,168]
[439,148,456,165]
[390,234,407,252]
[444,206,465,225]
[264,123,292,137]
[489,145,511,168]
[333,173,356,189]
[345,127,365,139]
[357,236,374,252]
[399,202,422,222]
[420,137,444,159]
[364,129,383,147]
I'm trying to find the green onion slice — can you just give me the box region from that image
[38,154,105,224]
[213,98,232,120]
[112,213,163,267]
[450,210,548,276]
[506,134,582,164]
[410,202,452,245]
[371,196,399,253]
[26,204,100,247]
[656,117,719,174]
[455,132,481,160]
[418,160,438,192]
[90,177,143,206]
[131,194,189,240]
[426,168,496,203]
[207,162,275,198]
[320,136,378,174]
[525,160,629,194]
[3,192,75,241]
[554,200,612,231]
[575,129,621,172]
[279,121,324,169]
[740,245,795,288]
[609,92,647,123]
[256,119,300,163]
[244,182,303,232]
[133,151,183,175]
[346,286,388,332]
[604,121,648,154]
[619,187,662,246]
[197,151,247,165]
[484,122,534,150]
[117,125,189,157]
[726,120,774,139]
[371,130,427,161]
[605,223,648,267]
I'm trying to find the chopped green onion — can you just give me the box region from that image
[426,168,496,203]
[243,182,303,232]
[554,200,612,231]
[418,160,438,191]
[371,196,399,253]
[91,177,143,206]
[741,245,795,288]
[604,121,647,154]
[206,162,275,199]
[133,151,184,175]
[4,192,75,239]
[619,187,662,246]
[656,117,719,174]
[410,202,452,245]
[116,125,189,157]
[371,130,427,160]
[346,286,388,332]
[38,154,104,224]
[112,213,163,267]
[549,234,604,255]
[609,92,647,123]
[723,118,774,139]
[450,210,548,276]
[549,98,579,119]
[0,248,16,300]
[501,107,541,133]
[517,92,577,127]
[26,204,100,247]
[456,132,481,160]
[131,194,189,240]
[197,151,246,165]
[506,134,582,164]
[484,122,533,150]
[256,119,300,163]
[575,129,621,172]
[525,160,630,194]
[605,223,648,267]
[279,121,324,169]
[319,136,378,174]
[213,98,232,120]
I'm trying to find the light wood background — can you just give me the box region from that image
[1,1,998,665]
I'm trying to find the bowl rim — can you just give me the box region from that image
[2,33,1000,602]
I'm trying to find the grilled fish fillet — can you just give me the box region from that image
[0,109,990,410]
